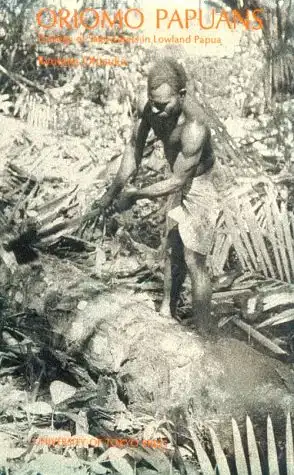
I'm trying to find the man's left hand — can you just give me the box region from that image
[114,188,138,212]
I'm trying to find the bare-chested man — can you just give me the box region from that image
[99,58,219,334]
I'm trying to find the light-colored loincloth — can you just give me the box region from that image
[168,160,227,255]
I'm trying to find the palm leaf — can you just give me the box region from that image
[232,418,249,475]
[267,415,280,475]
[234,210,257,269]
[211,181,294,284]
[280,202,294,279]
[263,291,294,311]
[222,202,251,270]
[211,233,232,275]
[191,78,294,281]
[270,197,291,283]
[246,416,262,475]
[242,196,275,278]
[264,197,284,281]
[188,426,215,475]
[286,413,294,475]
[188,415,294,475]
[257,309,294,328]
[210,427,231,475]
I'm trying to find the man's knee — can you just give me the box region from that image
[184,248,207,272]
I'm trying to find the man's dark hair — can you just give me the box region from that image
[148,58,188,94]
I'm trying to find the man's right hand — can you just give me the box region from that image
[91,193,113,212]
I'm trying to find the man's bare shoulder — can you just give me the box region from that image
[181,116,208,157]
[182,94,208,125]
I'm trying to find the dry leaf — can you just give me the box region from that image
[50,380,76,406]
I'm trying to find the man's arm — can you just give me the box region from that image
[132,122,206,199]
[98,107,151,208]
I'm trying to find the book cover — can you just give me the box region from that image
[0,0,294,473]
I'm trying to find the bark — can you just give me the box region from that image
[1,255,293,450]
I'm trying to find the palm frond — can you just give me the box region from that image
[233,418,249,475]
[267,415,280,475]
[191,414,293,475]
[257,309,294,328]
[192,84,294,283]
[189,425,215,475]
[286,413,294,475]
[211,179,294,283]
[246,416,263,475]
[210,427,231,475]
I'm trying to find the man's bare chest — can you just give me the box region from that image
[150,115,184,146]
[149,118,184,169]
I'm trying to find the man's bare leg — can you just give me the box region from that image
[160,229,186,318]
[160,248,173,318]
[184,247,213,333]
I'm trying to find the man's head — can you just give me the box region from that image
[147,58,187,118]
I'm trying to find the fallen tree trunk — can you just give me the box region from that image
[1,255,294,451]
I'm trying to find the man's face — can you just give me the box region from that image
[148,82,183,119]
